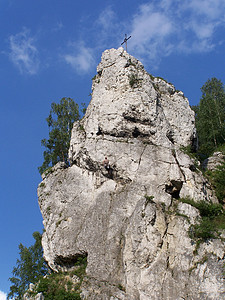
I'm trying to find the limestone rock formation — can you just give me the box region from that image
[23,284,44,300]
[202,151,225,171]
[38,48,225,299]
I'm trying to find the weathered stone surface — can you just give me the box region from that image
[23,284,44,300]
[202,151,225,171]
[38,48,224,299]
[23,293,44,300]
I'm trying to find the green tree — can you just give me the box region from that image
[38,97,80,174]
[8,232,48,300]
[193,78,225,158]
[206,161,225,204]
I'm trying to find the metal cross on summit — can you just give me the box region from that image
[121,34,131,52]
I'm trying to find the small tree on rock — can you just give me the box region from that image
[38,97,80,174]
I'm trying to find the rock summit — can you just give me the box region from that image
[38,48,225,299]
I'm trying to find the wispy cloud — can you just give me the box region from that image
[129,3,174,61]
[185,0,225,19]
[0,290,7,300]
[58,1,225,73]
[95,6,123,47]
[62,7,117,74]
[9,28,39,75]
[52,21,64,32]
[97,7,116,31]
[64,43,95,73]
[128,0,225,67]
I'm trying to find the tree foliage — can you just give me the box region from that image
[192,78,225,158]
[206,161,225,204]
[38,97,80,174]
[8,232,48,300]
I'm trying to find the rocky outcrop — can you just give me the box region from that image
[38,48,224,299]
[23,284,44,300]
[202,151,225,171]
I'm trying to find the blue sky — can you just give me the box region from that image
[1,0,225,298]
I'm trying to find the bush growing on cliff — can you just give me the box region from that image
[180,198,225,242]
[8,230,87,300]
[128,73,141,88]
[33,256,87,299]
[35,274,81,300]
[205,161,225,204]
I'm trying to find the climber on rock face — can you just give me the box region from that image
[103,156,110,170]
[102,156,113,179]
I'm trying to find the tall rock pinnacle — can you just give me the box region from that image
[38,48,224,300]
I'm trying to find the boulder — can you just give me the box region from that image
[202,151,225,171]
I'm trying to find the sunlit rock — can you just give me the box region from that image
[38,48,224,300]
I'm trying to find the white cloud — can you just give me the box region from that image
[63,8,116,74]
[190,22,214,39]
[97,7,115,31]
[63,6,119,74]
[0,290,7,300]
[128,0,225,67]
[129,2,175,65]
[182,0,225,42]
[95,6,122,47]
[64,43,95,73]
[130,4,173,45]
[9,28,39,75]
[186,0,225,19]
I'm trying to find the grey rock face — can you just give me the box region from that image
[38,48,224,299]
[23,283,44,300]
[23,293,44,300]
[202,151,225,171]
